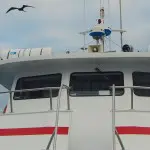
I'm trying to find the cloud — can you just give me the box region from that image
[0,0,150,51]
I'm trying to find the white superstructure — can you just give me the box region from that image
[0,1,150,150]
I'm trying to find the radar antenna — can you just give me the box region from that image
[79,0,126,52]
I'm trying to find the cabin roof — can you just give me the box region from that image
[1,51,150,66]
[0,51,150,90]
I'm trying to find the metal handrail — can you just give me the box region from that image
[112,84,116,150]
[111,85,150,89]
[115,129,125,150]
[111,84,126,150]
[0,86,65,94]
[53,84,63,150]
[45,84,66,150]
[110,85,150,111]
[0,84,70,150]
[110,85,150,150]
[46,130,55,150]
[2,84,70,113]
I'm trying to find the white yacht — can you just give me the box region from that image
[0,1,149,150]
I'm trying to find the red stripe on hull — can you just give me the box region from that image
[116,126,150,135]
[0,127,69,136]
[1,126,150,136]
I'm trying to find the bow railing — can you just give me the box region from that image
[111,85,150,150]
[1,84,70,113]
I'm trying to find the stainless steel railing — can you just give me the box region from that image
[112,85,150,111]
[3,84,125,150]
[46,84,65,150]
[46,130,55,150]
[111,85,150,150]
[0,84,70,150]
[53,84,63,150]
[111,84,126,150]
[0,84,70,113]
[115,129,125,150]
[112,84,116,150]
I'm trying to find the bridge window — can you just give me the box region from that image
[14,73,62,100]
[69,71,124,96]
[133,71,150,96]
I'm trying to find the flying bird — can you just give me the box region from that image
[6,5,35,13]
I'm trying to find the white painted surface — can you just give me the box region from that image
[0,52,150,150]
[0,111,71,150]
[23,48,31,57]
[0,135,69,150]
[0,111,70,128]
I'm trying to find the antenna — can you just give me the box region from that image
[119,0,123,49]
[79,0,126,52]
[88,1,112,53]
[108,0,111,51]
[81,0,86,51]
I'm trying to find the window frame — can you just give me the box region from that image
[132,71,150,97]
[13,73,62,100]
[69,71,125,97]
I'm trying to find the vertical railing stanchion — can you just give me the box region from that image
[131,88,134,109]
[115,130,125,150]
[53,85,63,150]
[9,91,13,113]
[67,88,70,110]
[50,89,53,110]
[112,84,116,150]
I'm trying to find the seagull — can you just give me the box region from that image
[6,5,35,13]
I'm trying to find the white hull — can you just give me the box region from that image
[0,52,149,150]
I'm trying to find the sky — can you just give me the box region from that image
[0,0,150,52]
[0,0,150,108]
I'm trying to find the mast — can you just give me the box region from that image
[100,7,105,52]
[83,0,86,50]
[79,0,125,52]
[108,0,111,51]
[119,0,123,48]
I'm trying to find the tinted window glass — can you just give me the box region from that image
[133,71,150,96]
[69,72,124,96]
[14,73,62,100]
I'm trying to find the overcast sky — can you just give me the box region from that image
[0,0,150,52]
[0,0,150,109]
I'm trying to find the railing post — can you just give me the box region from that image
[67,88,70,110]
[49,89,53,110]
[9,92,13,113]
[115,130,125,150]
[53,85,63,150]
[46,130,55,150]
[131,88,134,109]
[112,84,116,150]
